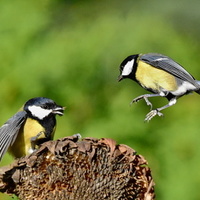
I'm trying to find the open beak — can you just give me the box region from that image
[52,106,66,116]
[117,75,123,82]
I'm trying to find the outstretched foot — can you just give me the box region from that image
[144,109,164,122]
[130,96,144,104]
[130,96,153,109]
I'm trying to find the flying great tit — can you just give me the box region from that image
[0,97,65,161]
[118,53,200,121]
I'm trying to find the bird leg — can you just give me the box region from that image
[30,131,45,150]
[144,98,177,122]
[130,94,161,110]
[143,97,153,110]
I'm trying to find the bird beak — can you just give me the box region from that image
[117,75,123,82]
[52,106,65,116]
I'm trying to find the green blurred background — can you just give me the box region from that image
[0,0,200,199]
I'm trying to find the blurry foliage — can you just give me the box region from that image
[0,0,200,199]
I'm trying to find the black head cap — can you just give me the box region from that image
[24,97,65,119]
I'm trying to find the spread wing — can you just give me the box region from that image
[0,111,27,160]
[140,53,198,86]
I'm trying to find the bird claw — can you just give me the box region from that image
[130,97,141,105]
[30,131,45,150]
[144,97,153,110]
[144,109,164,122]
[130,96,147,104]
[130,96,153,110]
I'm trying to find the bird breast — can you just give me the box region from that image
[136,61,178,92]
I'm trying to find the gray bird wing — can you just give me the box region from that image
[140,53,198,86]
[0,111,27,160]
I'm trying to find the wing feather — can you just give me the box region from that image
[140,53,198,86]
[0,111,27,160]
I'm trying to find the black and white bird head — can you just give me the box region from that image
[24,97,65,120]
[118,55,138,81]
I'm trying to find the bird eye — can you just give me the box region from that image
[42,105,48,109]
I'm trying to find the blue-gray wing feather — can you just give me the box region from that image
[0,111,27,160]
[140,53,199,87]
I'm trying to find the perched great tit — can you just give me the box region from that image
[0,97,65,160]
[118,53,200,121]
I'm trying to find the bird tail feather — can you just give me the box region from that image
[195,80,200,94]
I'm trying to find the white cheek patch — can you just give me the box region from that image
[122,59,134,76]
[28,105,52,120]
